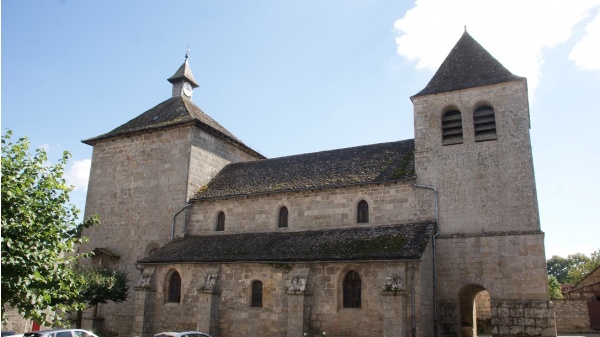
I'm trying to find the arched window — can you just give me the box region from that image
[474,105,497,141]
[357,200,369,223]
[168,271,181,303]
[343,270,361,308]
[442,109,463,145]
[278,206,288,228]
[251,280,263,307]
[216,211,225,231]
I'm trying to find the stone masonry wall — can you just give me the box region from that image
[187,180,433,235]
[553,299,591,333]
[412,80,540,235]
[80,125,258,336]
[491,300,556,337]
[436,232,553,336]
[144,260,429,337]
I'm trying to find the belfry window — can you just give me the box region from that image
[474,106,497,141]
[216,211,225,231]
[357,200,369,223]
[251,280,263,307]
[168,271,181,303]
[278,206,288,228]
[442,109,463,145]
[343,270,362,308]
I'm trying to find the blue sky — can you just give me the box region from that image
[2,0,599,258]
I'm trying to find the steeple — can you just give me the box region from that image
[167,48,199,100]
[413,31,522,98]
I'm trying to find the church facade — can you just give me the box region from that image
[79,32,557,337]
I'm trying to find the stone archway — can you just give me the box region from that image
[458,284,491,337]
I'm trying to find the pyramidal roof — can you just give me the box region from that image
[167,57,199,88]
[82,96,264,158]
[413,31,523,98]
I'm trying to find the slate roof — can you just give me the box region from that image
[413,31,523,98]
[167,58,199,88]
[193,139,415,200]
[139,223,434,264]
[82,96,264,158]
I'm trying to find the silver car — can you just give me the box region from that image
[153,332,211,337]
[23,329,98,337]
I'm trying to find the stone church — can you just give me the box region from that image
[79,32,557,337]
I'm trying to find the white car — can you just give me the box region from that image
[23,329,98,337]
[153,332,211,337]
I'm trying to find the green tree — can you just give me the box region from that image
[1,131,98,325]
[73,268,129,328]
[547,255,573,284]
[565,249,600,285]
[547,249,600,287]
[548,275,563,299]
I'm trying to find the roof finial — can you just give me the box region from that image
[464,26,467,32]
[185,44,190,59]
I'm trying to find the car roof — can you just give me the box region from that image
[153,332,209,337]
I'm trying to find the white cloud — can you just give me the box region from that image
[569,10,600,71]
[394,0,600,95]
[65,159,91,191]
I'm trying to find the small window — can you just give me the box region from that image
[251,280,263,307]
[343,270,362,308]
[442,109,463,145]
[168,271,181,303]
[278,206,288,228]
[357,200,369,223]
[216,211,225,231]
[474,106,497,141]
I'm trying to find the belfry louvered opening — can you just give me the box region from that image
[474,106,497,141]
[442,110,463,145]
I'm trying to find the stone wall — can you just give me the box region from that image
[1,306,36,333]
[491,300,556,337]
[553,299,591,333]
[412,80,540,235]
[80,125,259,336]
[435,232,553,336]
[187,180,433,234]
[138,259,432,337]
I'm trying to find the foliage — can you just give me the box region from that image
[1,130,99,325]
[76,268,129,307]
[565,249,600,285]
[548,275,563,299]
[547,249,600,289]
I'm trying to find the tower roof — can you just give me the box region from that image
[82,96,264,158]
[167,58,199,88]
[413,31,523,98]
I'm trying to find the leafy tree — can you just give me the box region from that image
[546,250,599,299]
[565,249,600,285]
[547,255,574,284]
[548,275,563,299]
[1,131,98,325]
[73,268,129,328]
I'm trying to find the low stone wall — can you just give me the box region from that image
[553,299,591,333]
[491,300,556,337]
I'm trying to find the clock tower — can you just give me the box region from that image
[167,50,199,100]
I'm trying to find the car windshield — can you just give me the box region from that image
[24,334,42,337]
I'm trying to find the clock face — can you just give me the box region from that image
[182,82,193,97]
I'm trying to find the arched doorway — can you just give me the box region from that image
[458,284,491,337]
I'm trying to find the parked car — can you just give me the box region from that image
[23,329,98,337]
[153,331,211,337]
[2,331,17,337]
